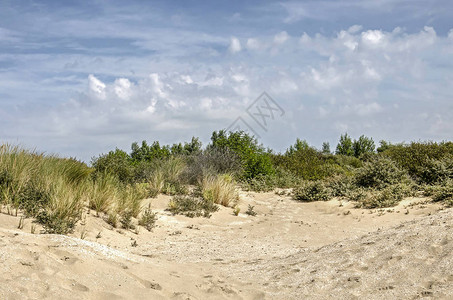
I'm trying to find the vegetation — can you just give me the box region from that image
[2,131,452,235]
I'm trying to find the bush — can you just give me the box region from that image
[354,156,409,189]
[356,184,413,208]
[293,181,332,202]
[419,156,453,184]
[91,149,133,184]
[326,175,355,198]
[168,195,219,218]
[424,179,453,203]
[139,205,157,231]
[382,141,453,182]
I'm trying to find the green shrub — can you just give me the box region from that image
[425,180,453,203]
[356,184,412,208]
[326,175,355,198]
[354,156,409,189]
[139,205,157,231]
[168,195,219,218]
[91,149,133,184]
[245,204,257,216]
[293,181,332,202]
[419,156,453,184]
[382,141,453,182]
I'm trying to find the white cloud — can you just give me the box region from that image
[229,37,242,53]
[88,74,106,100]
[114,78,132,100]
[449,29,453,40]
[274,31,289,44]
[246,38,260,50]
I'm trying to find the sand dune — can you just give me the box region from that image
[0,192,451,299]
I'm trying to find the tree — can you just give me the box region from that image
[336,133,354,156]
[322,142,331,155]
[353,135,375,158]
[209,130,274,179]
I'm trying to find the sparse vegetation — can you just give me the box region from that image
[168,195,219,218]
[2,132,452,235]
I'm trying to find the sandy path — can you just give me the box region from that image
[0,191,451,299]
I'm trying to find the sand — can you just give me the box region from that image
[0,191,452,299]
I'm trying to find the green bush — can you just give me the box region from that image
[168,195,219,218]
[382,141,453,182]
[91,149,133,184]
[419,156,453,184]
[139,205,157,231]
[356,184,413,208]
[354,156,409,189]
[293,181,332,202]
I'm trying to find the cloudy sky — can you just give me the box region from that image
[1,0,452,161]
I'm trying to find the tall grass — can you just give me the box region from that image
[0,144,148,234]
[149,157,186,194]
[201,174,238,207]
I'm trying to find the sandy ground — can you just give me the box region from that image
[0,191,452,299]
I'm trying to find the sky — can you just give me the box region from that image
[1,0,453,162]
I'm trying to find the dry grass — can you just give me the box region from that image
[201,174,238,207]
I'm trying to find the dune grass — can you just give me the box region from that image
[0,144,148,234]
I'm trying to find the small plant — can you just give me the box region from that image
[18,216,25,229]
[139,205,157,231]
[233,205,240,216]
[119,210,135,230]
[168,195,219,218]
[105,211,118,228]
[246,204,257,216]
[293,181,332,202]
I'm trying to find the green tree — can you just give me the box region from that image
[209,130,274,179]
[322,142,331,155]
[353,135,375,158]
[336,133,354,156]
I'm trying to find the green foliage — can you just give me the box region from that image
[293,181,332,202]
[424,179,453,203]
[419,155,453,184]
[181,148,243,185]
[381,141,453,182]
[245,204,257,216]
[321,142,331,155]
[353,135,375,158]
[139,204,157,231]
[356,184,413,208]
[242,167,302,192]
[170,137,202,156]
[209,130,274,179]
[354,156,409,189]
[274,142,361,181]
[168,195,219,218]
[336,133,354,156]
[131,140,170,162]
[91,149,133,184]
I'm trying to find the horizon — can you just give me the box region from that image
[1,0,453,162]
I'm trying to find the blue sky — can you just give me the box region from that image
[1,0,452,161]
